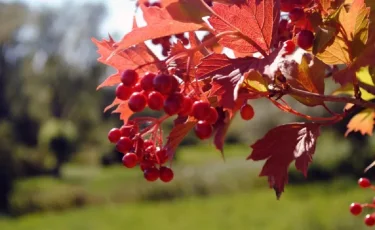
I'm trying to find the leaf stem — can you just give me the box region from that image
[287,86,375,109]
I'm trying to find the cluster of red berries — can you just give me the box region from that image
[107,122,174,183]
[276,0,315,52]
[349,177,375,227]
[112,67,256,181]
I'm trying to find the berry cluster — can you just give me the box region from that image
[276,0,315,53]
[349,177,375,227]
[108,123,174,183]
[111,67,256,181]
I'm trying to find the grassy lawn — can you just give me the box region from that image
[0,181,372,230]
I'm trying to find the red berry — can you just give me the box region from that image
[153,74,173,94]
[283,40,296,56]
[115,83,133,100]
[278,19,288,33]
[143,139,155,149]
[164,92,184,115]
[140,160,155,171]
[358,177,371,188]
[178,96,194,116]
[156,148,168,165]
[108,128,122,143]
[289,8,305,22]
[128,92,147,112]
[192,100,211,120]
[206,107,219,124]
[147,91,164,111]
[240,104,255,120]
[160,166,174,182]
[194,120,213,140]
[150,1,161,7]
[296,30,314,50]
[133,83,143,92]
[170,76,180,93]
[144,168,160,182]
[122,153,138,168]
[121,69,138,87]
[120,124,138,137]
[116,137,133,153]
[350,203,362,216]
[365,214,375,226]
[141,72,156,91]
[280,0,295,12]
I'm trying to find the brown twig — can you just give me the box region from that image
[358,81,375,95]
[287,86,375,109]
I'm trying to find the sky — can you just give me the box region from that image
[2,0,137,37]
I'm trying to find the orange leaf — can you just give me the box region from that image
[289,53,327,106]
[113,5,205,54]
[339,0,370,41]
[104,97,122,113]
[92,37,161,89]
[112,101,133,123]
[208,0,280,54]
[316,35,351,65]
[345,108,375,136]
[164,117,196,159]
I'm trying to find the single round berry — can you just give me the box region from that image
[140,160,156,171]
[178,96,194,116]
[122,153,138,168]
[160,166,174,183]
[365,214,375,226]
[143,139,155,149]
[240,104,255,120]
[141,72,156,91]
[147,91,164,111]
[280,0,295,12]
[206,107,219,124]
[283,40,296,55]
[116,137,133,153]
[133,83,143,92]
[192,100,211,120]
[153,73,173,94]
[144,168,160,182]
[289,8,305,22]
[350,203,362,216]
[115,83,133,100]
[108,128,122,143]
[170,76,180,92]
[121,69,138,87]
[296,30,314,50]
[164,92,184,115]
[194,120,213,140]
[156,148,168,165]
[128,92,147,112]
[358,177,371,188]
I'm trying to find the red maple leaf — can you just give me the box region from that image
[112,101,133,123]
[213,108,233,155]
[199,52,277,109]
[248,123,321,199]
[208,0,279,54]
[92,36,161,89]
[164,117,197,159]
[113,4,205,53]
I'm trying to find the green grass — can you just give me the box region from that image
[0,181,371,230]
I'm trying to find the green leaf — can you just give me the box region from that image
[332,66,375,100]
